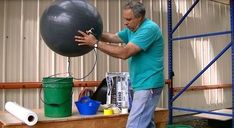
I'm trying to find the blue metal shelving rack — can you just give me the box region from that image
[167,0,234,127]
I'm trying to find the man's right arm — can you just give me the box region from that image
[100,32,123,44]
[75,31,140,60]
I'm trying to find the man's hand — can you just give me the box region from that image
[74,30,97,47]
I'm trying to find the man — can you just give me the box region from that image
[75,1,164,128]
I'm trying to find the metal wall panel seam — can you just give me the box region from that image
[2,0,6,83]
[150,0,153,19]
[159,2,165,109]
[66,57,69,77]
[159,0,163,29]
[36,0,40,109]
[20,0,23,82]
[52,0,56,79]
[81,56,84,81]
[159,0,164,108]
[118,0,122,72]
[36,0,40,82]
[199,0,202,18]
[19,0,24,106]
[159,0,165,106]
[52,52,55,76]
[106,0,110,72]
[201,38,204,84]
[94,0,97,81]
[94,52,97,80]
[208,39,211,85]
[2,0,6,110]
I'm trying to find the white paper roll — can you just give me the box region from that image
[5,101,38,126]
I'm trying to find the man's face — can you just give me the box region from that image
[123,9,142,31]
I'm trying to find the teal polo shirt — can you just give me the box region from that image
[117,18,164,91]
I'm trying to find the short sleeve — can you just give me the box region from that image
[117,28,129,44]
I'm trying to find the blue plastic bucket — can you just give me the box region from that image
[75,96,100,115]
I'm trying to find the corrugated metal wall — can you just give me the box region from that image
[0,0,231,115]
[172,0,231,115]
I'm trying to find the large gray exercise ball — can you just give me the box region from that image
[40,0,103,57]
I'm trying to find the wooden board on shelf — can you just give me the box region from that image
[0,107,168,128]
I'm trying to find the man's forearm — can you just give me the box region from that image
[97,41,128,60]
[100,32,123,43]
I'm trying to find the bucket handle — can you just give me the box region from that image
[43,73,72,84]
[39,85,73,107]
[46,72,70,78]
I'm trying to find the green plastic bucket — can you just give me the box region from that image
[167,125,194,128]
[42,77,73,118]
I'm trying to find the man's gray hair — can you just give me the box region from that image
[124,1,145,18]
